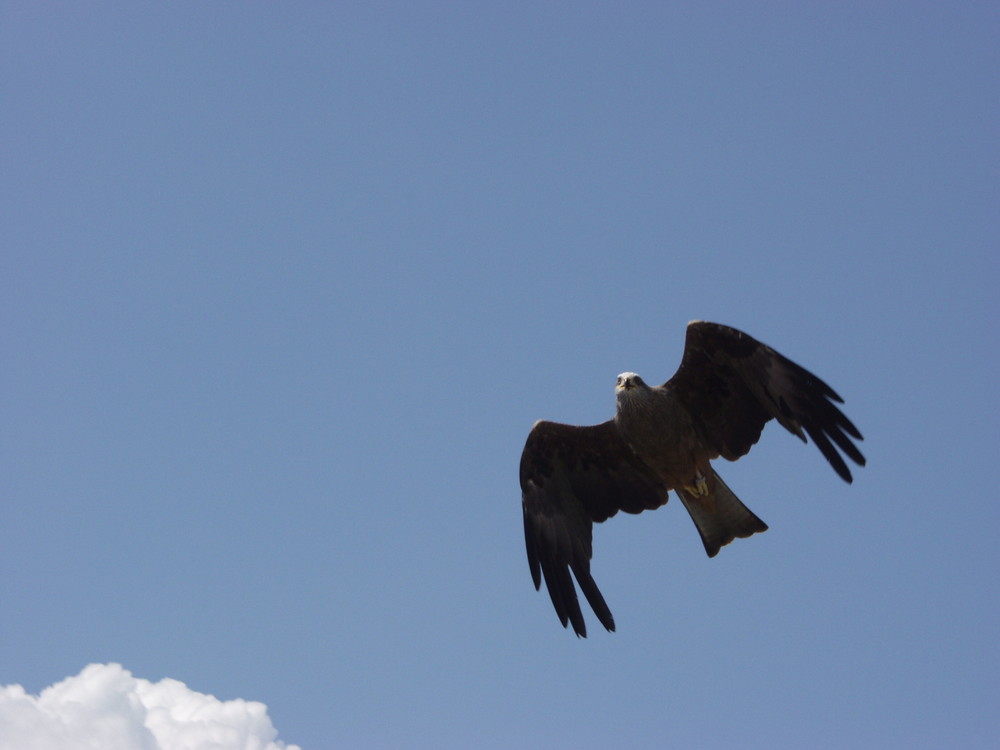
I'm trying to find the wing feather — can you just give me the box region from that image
[520,419,666,636]
[666,321,866,482]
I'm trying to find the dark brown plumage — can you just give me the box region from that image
[520,321,865,636]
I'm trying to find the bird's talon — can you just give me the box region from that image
[694,473,708,496]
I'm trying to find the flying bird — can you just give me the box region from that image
[520,321,865,636]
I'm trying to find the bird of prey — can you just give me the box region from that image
[520,321,865,636]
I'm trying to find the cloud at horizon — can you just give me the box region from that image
[0,663,300,750]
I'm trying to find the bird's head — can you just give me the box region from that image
[615,372,647,395]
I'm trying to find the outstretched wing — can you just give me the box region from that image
[520,419,667,637]
[665,321,866,481]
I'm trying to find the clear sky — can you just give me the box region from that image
[2,3,997,749]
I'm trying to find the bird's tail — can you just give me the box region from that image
[676,470,768,557]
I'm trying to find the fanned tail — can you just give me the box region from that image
[676,470,768,557]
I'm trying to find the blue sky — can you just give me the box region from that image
[2,3,997,748]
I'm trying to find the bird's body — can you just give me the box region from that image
[520,321,865,636]
[614,372,769,551]
[614,375,703,491]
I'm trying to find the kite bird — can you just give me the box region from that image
[520,321,865,636]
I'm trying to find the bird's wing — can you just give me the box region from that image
[520,419,667,636]
[664,321,865,481]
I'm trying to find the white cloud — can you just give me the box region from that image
[0,663,301,750]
